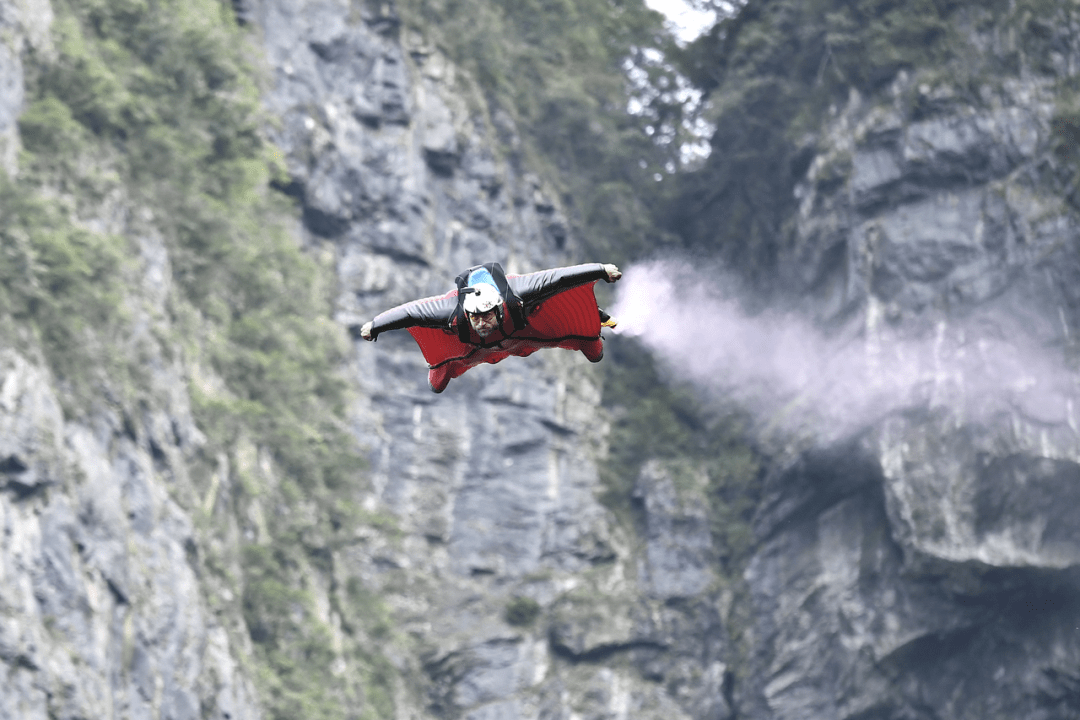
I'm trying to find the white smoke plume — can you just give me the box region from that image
[611,258,1079,441]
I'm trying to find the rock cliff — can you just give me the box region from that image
[1,0,727,718]
[730,4,1080,719]
[3,0,1080,719]
[2,2,260,717]
[250,1,731,718]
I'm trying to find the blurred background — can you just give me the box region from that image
[2,0,1080,718]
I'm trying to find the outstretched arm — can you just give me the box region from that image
[357,293,457,341]
[509,263,621,309]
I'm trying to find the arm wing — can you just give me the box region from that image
[369,292,457,339]
[508,263,608,311]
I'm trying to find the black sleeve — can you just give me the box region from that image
[368,294,457,339]
[508,263,609,310]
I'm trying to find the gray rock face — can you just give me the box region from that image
[11,0,1080,718]
[634,461,714,599]
[3,0,732,715]
[742,10,1080,719]
[789,77,1069,327]
[745,426,1080,720]
[0,2,262,716]
[0,347,260,720]
[248,1,734,718]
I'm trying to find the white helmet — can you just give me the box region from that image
[462,284,502,314]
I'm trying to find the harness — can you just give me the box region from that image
[451,262,526,343]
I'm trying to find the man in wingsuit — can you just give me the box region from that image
[356,262,622,392]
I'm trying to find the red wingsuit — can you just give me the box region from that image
[366,263,612,392]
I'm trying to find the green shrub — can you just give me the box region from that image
[13,1,380,717]
[17,97,87,157]
[22,0,365,483]
[0,174,127,395]
[505,596,542,626]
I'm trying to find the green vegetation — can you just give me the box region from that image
[1052,54,1080,213]
[242,545,340,720]
[0,176,127,394]
[505,596,542,626]
[671,0,1080,285]
[669,0,972,286]
[8,0,397,717]
[396,0,687,262]
[1052,104,1080,208]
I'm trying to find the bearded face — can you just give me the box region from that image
[468,308,499,337]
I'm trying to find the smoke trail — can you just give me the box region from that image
[612,258,1079,441]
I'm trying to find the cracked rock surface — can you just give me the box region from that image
[740,9,1080,719]
[5,1,1080,718]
